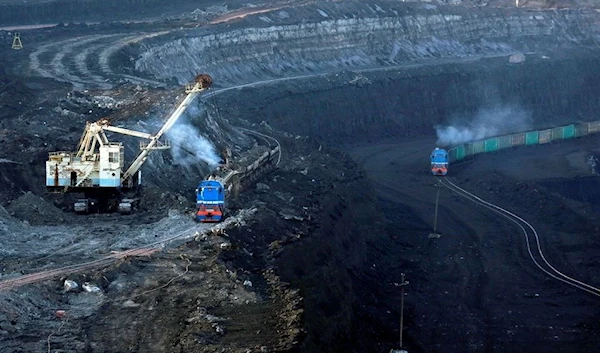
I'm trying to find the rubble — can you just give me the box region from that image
[63,279,79,292]
[509,53,526,63]
[255,182,270,192]
[82,283,102,293]
[5,191,66,225]
[278,209,304,221]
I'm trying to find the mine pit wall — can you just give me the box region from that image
[274,188,373,353]
[130,0,600,141]
[240,151,380,352]
[133,1,600,87]
[210,52,600,146]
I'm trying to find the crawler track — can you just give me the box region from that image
[439,177,600,297]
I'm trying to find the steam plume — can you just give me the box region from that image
[167,123,221,168]
[435,105,532,146]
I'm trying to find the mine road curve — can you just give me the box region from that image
[23,2,301,90]
[27,31,169,90]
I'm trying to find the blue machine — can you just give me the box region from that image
[430,147,448,176]
[196,180,225,222]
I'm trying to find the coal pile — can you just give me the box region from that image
[6,191,67,225]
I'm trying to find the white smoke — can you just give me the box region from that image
[166,123,221,168]
[435,105,532,146]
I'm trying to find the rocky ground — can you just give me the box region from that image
[1,0,600,352]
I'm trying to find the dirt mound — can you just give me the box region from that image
[0,204,25,240]
[0,205,13,231]
[6,192,67,225]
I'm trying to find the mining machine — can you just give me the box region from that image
[46,74,213,213]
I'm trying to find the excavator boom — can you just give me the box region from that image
[121,74,212,184]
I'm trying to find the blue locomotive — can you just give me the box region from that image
[430,147,448,176]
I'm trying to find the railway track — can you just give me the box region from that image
[438,177,600,298]
[0,225,202,292]
[238,127,282,167]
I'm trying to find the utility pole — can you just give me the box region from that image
[12,32,23,50]
[390,274,409,353]
[429,183,442,238]
[399,273,407,349]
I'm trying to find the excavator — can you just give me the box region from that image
[45,74,213,213]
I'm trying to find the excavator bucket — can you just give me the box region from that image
[195,74,212,88]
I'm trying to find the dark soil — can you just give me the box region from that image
[348,135,600,352]
[1,1,600,353]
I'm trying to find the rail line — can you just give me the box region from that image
[438,177,600,298]
[0,224,203,292]
[238,127,282,167]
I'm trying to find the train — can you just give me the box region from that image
[196,179,226,222]
[195,144,281,223]
[430,147,448,176]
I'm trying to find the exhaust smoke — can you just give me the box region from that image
[435,105,532,146]
[167,123,221,168]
